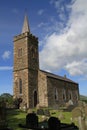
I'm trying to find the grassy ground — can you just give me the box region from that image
[7,109,26,130]
[6,108,75,130]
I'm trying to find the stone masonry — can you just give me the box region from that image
[13,15,79,108]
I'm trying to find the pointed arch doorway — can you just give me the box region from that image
[33,90,37,107]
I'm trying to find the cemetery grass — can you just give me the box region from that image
[7,108,76,130]
[7,109,26,130]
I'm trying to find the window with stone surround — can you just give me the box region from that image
[19,79,22,94]
[63,89,66,101]
[30,47,34,58]
[68,91,72,100]
[18,48,22,57]
[30,45,37,59]
[54,88,58,101]
[75,90,78,100]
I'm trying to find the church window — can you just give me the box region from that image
[75,91,78,100]
[32,48,35,58]
[33,90,37,107]
[30,46,36,59]
[18,48,22,57]
[63,89,66,101]
[19,79,22,94]
[69,91,72,100]
[54,88,58,101]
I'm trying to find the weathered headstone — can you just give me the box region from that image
[48,117,61,130]
[23,103,27,112]
[44,109,50,117]
[0,101,7,129]
[27,108,33,113]
[72,102,87,130]
[26,112,38,128]
[68,99,74,105]
[41,115,48,122]
[37,108,44,115]
[84,105,87,128]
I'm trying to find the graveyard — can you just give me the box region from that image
[0,98,87,130]
[0,106,79,130]
[6,108,76,130]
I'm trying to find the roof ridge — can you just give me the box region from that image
[40,69,78,84]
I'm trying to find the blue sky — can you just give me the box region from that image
[0,0,87,96]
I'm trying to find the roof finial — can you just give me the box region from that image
[22,14,30,33]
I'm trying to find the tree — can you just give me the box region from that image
[0,93,13,107]
[13,97,22,109]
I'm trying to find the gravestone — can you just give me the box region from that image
[48,117,61,130]
[23,103,27,112]
[41,115,47,122]
[0,101,7,129]
[44,109,50,117]
[72,102,87,130]
[26,112,38,128]
[84,105,87,128]
[37,109,44,115]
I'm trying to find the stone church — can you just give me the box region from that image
[13,15,79,108]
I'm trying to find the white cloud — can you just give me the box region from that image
[38,9,44,15]
[2,51,11,60]
[39,0,87,77]
[0,66,13,71]
[38,22,47,28]
[65,60,87,76]
[50,0,72,22]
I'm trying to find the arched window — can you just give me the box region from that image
[54,88,58,101]
[18,48,22,57]
[33,90,37,107]
[75,91,78,100]
[31,47,35,58]
[63,89,66,101]
[69,91,72,100]
[19,79,22,94]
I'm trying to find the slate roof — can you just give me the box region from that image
[40,70,78,85]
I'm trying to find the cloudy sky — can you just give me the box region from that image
[0,0,87,96]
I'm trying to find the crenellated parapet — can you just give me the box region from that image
[14,32,38,42]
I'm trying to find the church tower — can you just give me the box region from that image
[13,15,39,108]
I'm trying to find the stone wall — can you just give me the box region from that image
[47,76,79,108]
[38,70,79,108]
[13,32,39,108]
[14,33,29,71]
[38,70,48,107]
[28,69,38,108]
[13,24,79,109]
[13,69,29,108]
